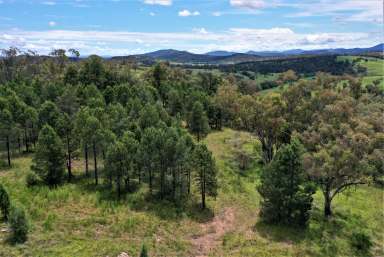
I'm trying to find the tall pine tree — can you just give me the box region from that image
[258,139,315,226]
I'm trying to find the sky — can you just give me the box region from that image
[0,0,383,55]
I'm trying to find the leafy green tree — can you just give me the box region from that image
[9,206,28,243]
[83,115,103,185]
[0,184,10,220]
[121,132,139,191]
[188,101,210,141]
[105,141,126,199]
[139,127,161,196]
[193,144,217,209]
[139,104,160,130]
[79,55,106,89]
[57,113,77,182]
[74,107,91,177]
[38,101,61,130]
[31,125,65,186]
[301,88,380,217]
[258,139,315,226]
[20,106,38,153]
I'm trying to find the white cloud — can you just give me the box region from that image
[286,0,383,24]
[178,10,200,17]
[230,0,265,9]
[0,27,380,55]
[42,1,56,5]
[149,12,155,16]
[143,0,172,6]
[212,11,222,17]
[48,21,56,27]
[193,28,208,34]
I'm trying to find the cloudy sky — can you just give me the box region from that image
[0,0,382,55]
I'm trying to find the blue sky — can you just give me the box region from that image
[0,0,382,55]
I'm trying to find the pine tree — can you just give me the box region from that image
[0,184,10,220]
[258,139,315,226]
[9,205,29,243]
[193,144,218,209]
[105,141,126,199]
[188,101,210,141]
[31,125,65,186]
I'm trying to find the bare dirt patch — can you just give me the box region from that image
[191,207,236,257]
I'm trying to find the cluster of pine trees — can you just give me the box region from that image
[0,49,220,210]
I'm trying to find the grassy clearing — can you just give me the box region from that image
[0,129,383,257]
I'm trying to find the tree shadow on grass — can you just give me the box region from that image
[128,192,215,223]
[254,205,372,257]
[75,175,214,223]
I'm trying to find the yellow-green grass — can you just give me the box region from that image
[0,129,383,257]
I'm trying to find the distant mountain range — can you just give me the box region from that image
[111,44,383,64]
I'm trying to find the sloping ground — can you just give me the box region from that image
[0,129,383,257]
[191,207,236,257]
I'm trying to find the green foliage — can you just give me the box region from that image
[193,143,218,209]
[31,125,65,186]
[350,231,373,253]
[25,171,41,187]
[188,101,210,141]
[140,244,149,257]
[0,184,10,220]
[258,139,315,226]
[9,205,29,243]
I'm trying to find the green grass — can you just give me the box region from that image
[0,129,383,257]
[338,56,384,89]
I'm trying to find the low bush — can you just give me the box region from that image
[0,184,10,220]
[26,172,41,187]
[9,206,29,243]
[350,231,373,253]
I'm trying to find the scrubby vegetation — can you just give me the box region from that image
[0,47,383,256]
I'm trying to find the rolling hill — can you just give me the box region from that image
[111,44,383,65]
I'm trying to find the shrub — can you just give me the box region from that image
[26,172,41,187]
[0,184,10,220]
[140,244,148,257]
[9,206,29,243]
[350,231,373,253]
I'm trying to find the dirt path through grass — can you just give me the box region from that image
[191,207,236,257]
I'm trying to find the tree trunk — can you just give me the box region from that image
[93,141,98,185]
[17,137,21,153]
[149,168,153,196]
[324,190,332,217]
[67,135,72,182]
[187,170,191,195]
[160,164,164,199]
[85,144,89,177]
[201,168,206,209]
[6,136,11,167]
[24,127,29,152]
[172,168,176,200]
[117,175,121,200]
